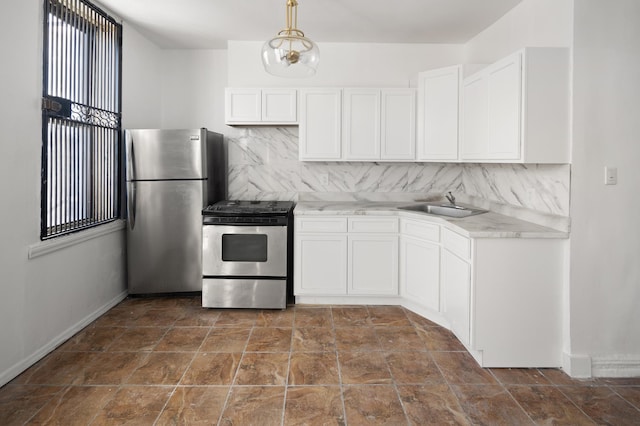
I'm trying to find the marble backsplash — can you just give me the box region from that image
[226,127,570,217]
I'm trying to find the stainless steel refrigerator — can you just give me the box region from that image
[125,128,226,294]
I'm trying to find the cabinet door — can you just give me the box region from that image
[400,236,440,312]
[348,235,399,295]
[225,88,261,123]
[417,66,460,161]
[487,52,522,159]
[294,234,348,295]
[262,89,297,123]
[343,89,380,160]
[460,73,488,160]
[299,89,342,160]
[381,89,416,160]
[442,249,471,346]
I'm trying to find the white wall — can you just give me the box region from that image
[0,0,42,385]
[569,0,640,377]
[160,49,227,133]
[464,0,573,63]
[121,22,163,129]
[227,41,465,88]
[0,0,163,387]
[467,0,640,377]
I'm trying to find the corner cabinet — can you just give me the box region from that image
[440,227,564,367]
[225,88,297,125]
[460,47,570,163]
[441,229,472,347]
[400,218,441,313]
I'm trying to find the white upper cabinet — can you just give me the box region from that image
[460,47,570,163]
[487,53,522,159]
[460,72,488,160]
[417,65,461,161]
[225,88,297,125]
[342,88,416,161]
[381,89,416,160]
[298,88,342,160]
[342,89,381,160]
[301,88,416,161]
[225,88,261,123]
[262,89,297,122]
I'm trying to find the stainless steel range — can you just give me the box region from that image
[201,200,294,309]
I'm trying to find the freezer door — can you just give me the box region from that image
[127,180,205,294]
[126,128,207,181]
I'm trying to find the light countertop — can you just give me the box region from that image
[294,201,568,239]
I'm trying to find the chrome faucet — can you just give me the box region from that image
[445,191,456,205]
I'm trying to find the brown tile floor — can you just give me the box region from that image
[1,296,640,425]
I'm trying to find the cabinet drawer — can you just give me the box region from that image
[296,217,347,233]
[400,219,440,242]
[348,217,398,233]
[442,228,471,260]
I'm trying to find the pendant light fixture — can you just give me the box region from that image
[261,0,319,78]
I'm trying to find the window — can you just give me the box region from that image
[41,0,122,239]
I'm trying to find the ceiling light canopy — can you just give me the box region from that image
[261,0,319,78]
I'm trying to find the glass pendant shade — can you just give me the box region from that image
[261,0,319,78]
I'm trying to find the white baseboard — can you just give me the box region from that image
[0,290,128,387]
[562,352,640,378]
[592,355,640,378]
[295,295,403,305]
[562,352,592,378]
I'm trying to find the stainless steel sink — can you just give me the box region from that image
[397,203,488,218]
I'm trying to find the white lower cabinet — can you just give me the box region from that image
[294,216,398,297]
[441,247,471,346]
[400,218,441,313]
[294,211,564,368]
[349,235,398,295]
[294,234,348,295]
[440,227,564,367]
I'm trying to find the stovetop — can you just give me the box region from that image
[203,200,295,216]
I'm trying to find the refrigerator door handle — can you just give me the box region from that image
[127,135,137,182]
[128,182,136,230]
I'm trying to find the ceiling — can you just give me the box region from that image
[96,0,524,49]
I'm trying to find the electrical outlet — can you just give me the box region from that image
[604,166,617,185]
[319,173,329,186]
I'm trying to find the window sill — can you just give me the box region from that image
[28,220,126,259]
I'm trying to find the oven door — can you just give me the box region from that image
[202,224,287,277]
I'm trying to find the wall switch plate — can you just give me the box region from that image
[604,166,617,185]
[319,173,329,186]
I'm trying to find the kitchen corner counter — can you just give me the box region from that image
[294,201,569,239]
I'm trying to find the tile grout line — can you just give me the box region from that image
[371,307,411,423]
[487,369,538,426]
[73,304,173,425]
[12,300,640,424]
[330,306,348,426]
[553,381,615,424]
[426,348,474,424]
[215,314,255,426]
[86,305,174,425]
[607,384,640,413]
[152,316,218,426]
[281,309,295,426]
[143,312,181,426]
